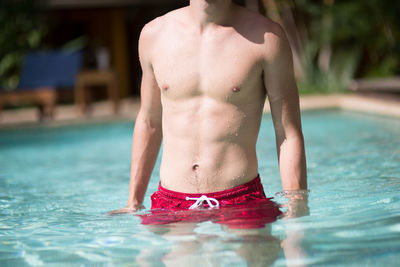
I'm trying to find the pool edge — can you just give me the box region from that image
[1,94,399,129]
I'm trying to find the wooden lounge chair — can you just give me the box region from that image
[350,77,400,93]
[0,50,82,120]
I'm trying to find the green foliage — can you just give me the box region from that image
[298,46,361,94]
[0,0,46,91]
[61,36,89,52]
[270,0,400,94]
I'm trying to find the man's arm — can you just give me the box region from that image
[109,22,162,214]
[263,24,307,191]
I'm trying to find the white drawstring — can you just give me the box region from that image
[185,195,220,209]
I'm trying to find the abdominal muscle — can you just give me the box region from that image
[159,95,264,193]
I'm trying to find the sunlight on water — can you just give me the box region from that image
[0,110,399,266]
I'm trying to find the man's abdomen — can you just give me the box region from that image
[159,100,263,193]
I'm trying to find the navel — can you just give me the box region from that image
[192,163,199,171]
[232,86,240,92]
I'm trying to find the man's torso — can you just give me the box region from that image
[149,6,278,193]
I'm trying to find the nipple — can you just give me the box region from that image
[162,84,169,91]
[232,87,240,92]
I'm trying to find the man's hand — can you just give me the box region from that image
[108,204,145,215]
[278,190,310,219]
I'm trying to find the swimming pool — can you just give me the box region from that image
[0,109,399,266]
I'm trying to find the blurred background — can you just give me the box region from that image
[0,0,399,121]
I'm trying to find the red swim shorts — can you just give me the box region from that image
[139,175,282,229]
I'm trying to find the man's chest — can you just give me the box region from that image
[151,30,265,101]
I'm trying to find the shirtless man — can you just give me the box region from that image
[110,0,307,221]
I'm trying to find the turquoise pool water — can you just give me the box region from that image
[0,109,399,266]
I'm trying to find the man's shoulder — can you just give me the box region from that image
[237,7,288,58]
[238,7,283,38]
[140,7,188,39]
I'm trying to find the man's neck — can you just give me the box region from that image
[189,0,235,31]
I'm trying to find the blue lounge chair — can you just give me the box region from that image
[0,50,83,120]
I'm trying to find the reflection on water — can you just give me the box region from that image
[138,222,282,267]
